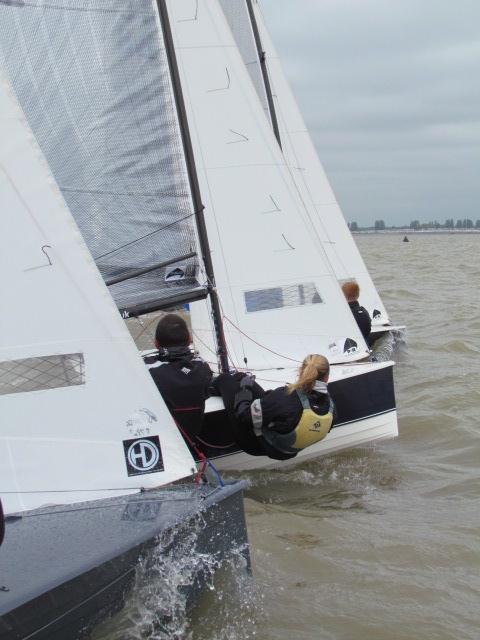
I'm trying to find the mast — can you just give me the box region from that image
[245,0,282,148]
[156,0,229,372]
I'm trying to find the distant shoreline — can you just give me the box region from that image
[353,229,480,235]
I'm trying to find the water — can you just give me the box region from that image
[100,233,480,639]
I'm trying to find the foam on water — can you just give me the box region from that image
[99,234,480,639]
[91,513,255,640]
[230,234,480,640]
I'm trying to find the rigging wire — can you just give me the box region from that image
[94,212,195,261]
[191,328,219,358]
[173,421,225,488]
[2,489,221,520]
[221,314,301,364]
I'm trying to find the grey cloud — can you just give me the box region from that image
[260,0,480,225]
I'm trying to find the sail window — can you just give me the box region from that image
[0,354,85,396]
[245,283,323,313]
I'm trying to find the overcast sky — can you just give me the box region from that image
[260,0,480,227]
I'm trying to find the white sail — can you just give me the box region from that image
[245,1,390,325]
[168,0,370,370]
[0,70,195,515]
[218,0,272,126]
[0,0,208,316]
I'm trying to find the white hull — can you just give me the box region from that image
[211,409,397,471]
[371,324,406,335]
[202,360,398,471]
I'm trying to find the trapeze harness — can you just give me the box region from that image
[254,388,334,456]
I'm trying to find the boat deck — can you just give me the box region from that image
[0,482,247,640]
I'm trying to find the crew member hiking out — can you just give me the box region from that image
[214,354,335,461]
[144,314,212,448]
[341,281,372,342]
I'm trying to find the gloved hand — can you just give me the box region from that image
[239,374,255,390]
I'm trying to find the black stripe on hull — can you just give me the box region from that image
[197,364,396,460]
[329,364,396,429]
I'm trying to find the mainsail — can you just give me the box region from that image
[0,0,208,316]
[167,0,370,368]
[0,68,195,514]
[221,0,391,325]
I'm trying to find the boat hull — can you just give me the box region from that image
[0,482,248,640]
[210,409,397,471]
[199,361,398,471]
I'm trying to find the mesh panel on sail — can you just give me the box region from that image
[219,0,271,123]
[0,0,205,312]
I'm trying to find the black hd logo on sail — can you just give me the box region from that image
[123,435,164,476]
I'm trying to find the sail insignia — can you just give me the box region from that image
[123,436,164,477]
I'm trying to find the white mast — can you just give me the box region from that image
[167,0,370,370]
[0,70,194,515]
[248,2,390,324]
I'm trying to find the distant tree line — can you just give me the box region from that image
[348,219,480,231]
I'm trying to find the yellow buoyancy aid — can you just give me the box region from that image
[292,389,333,450]
[263,389,334,455]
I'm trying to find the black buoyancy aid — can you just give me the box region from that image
[145,348,212,439]
[263,388,334,455]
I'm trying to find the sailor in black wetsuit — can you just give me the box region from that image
[144,314,212,447]
[215,354,334,461]
[341,281,372,342]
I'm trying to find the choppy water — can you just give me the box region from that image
[100,233,480,639]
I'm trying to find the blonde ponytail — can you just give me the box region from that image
[287,354,330,394]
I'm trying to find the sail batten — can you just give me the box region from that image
[0,0,206,312]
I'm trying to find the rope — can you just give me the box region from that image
[174,420,225,487]
[191,329,219,358]
[196,436,236,450]
[222,315,301,364]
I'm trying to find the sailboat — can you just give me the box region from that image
[157,0,398,469]
[220,0,404,340]
[0,12,248,640]
[0,0,398,475]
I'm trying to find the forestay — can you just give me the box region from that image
[167,0,369,369]
[0,71,195,514]
[0,0,207,316]
[223,0,390,325]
